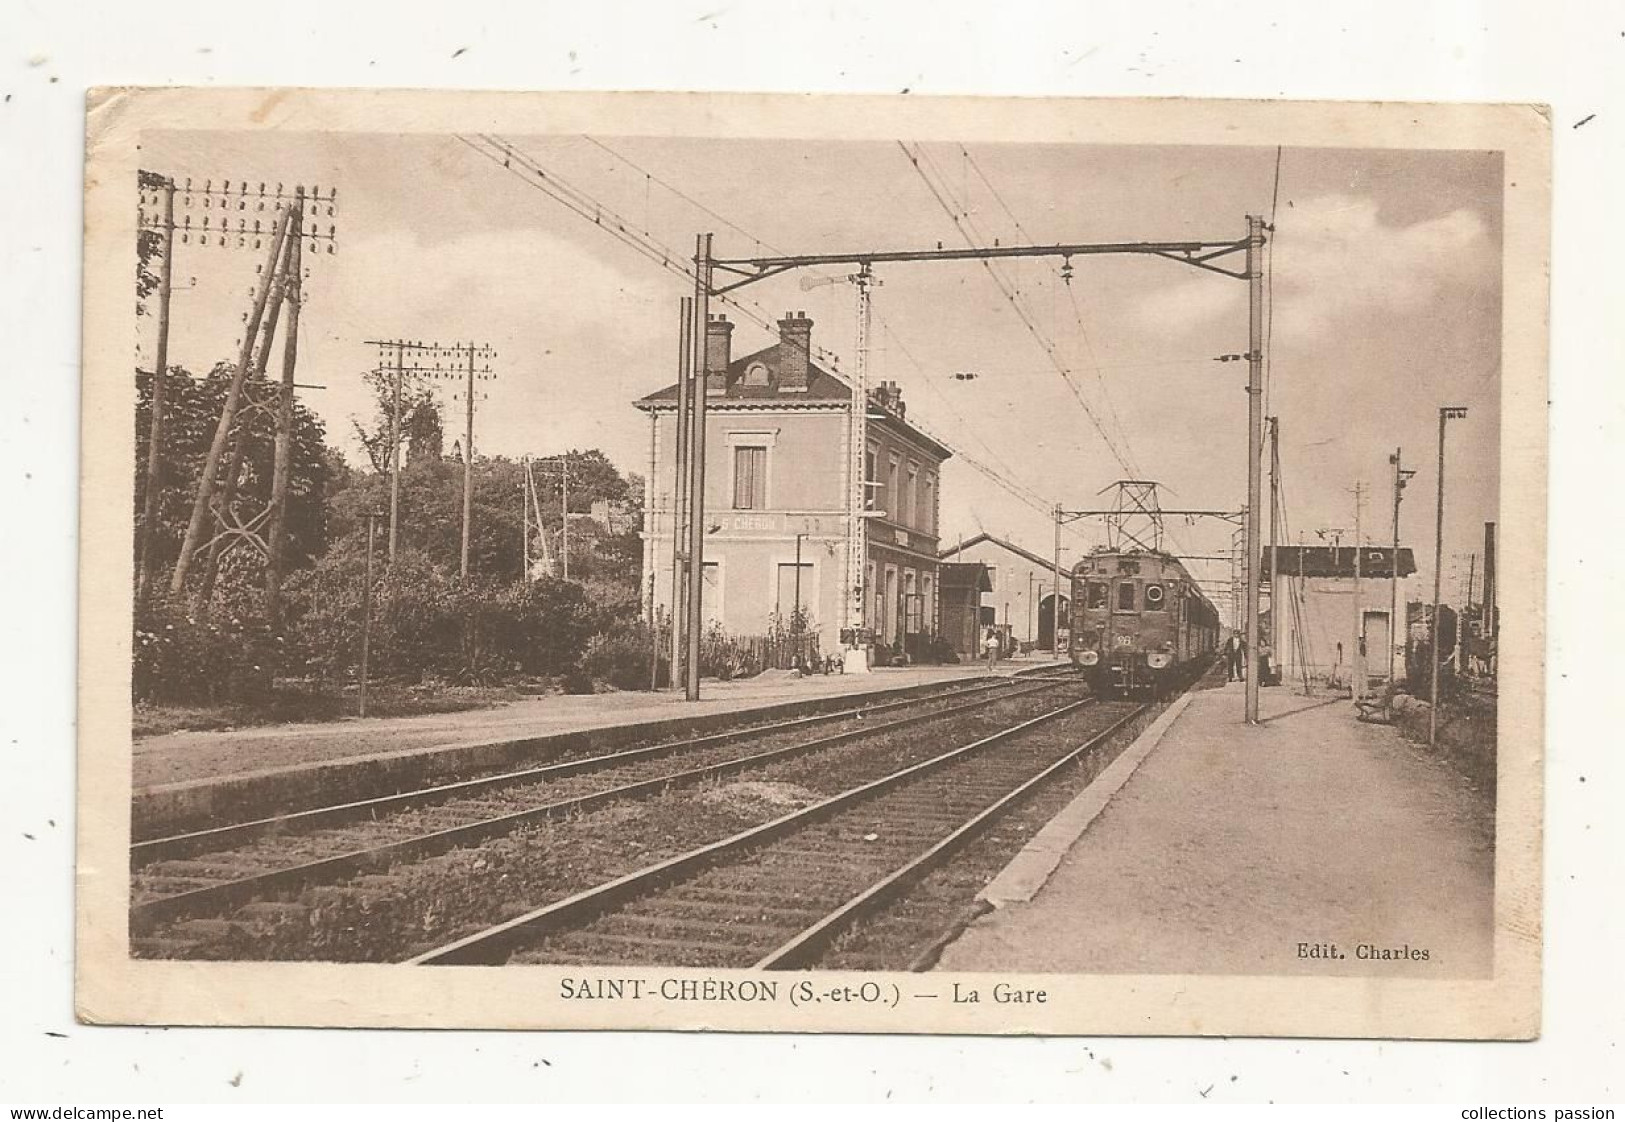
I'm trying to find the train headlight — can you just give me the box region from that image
[1147,651,1172,670]
[1078,650,1100,667]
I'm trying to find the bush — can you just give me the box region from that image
[133,592,277,705]
[285,548,597,686]
[580,624,660,691]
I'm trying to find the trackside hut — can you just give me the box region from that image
[634,312,949,660]
[938,532,1072,651]
[1266,545,1418,688]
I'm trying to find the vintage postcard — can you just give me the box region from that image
[78,89,1548,1037]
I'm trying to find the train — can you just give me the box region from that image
[1068,548,1221,697]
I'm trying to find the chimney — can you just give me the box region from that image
[777,311,812,391]
[704,313,733,395]
[871,379,905,416]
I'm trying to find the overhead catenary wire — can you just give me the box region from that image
[898,140,1140,481]
[929,143,1218,564]
[460,132,1074,532]
[958,143,1147,482]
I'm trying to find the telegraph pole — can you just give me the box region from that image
[461,341,476,578]
[1431,406,1468,745]
[1244,214,1265,722]
[264,190,306,627]
[390,342,404,560]
[136,175,176,608]
[365,339,496,576]
[167,182,337,598]
[560,456,570,581]
[359,510,382,717]
[684,234,714,701]
[170,203,294,595]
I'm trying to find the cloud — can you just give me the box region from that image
[1134,194,1494,341]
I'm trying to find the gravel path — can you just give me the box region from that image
[937,682,1496,978]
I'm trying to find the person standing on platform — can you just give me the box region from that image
[983,627,1002,673]
[1225,631,1246,682]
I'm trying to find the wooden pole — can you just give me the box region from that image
[389,341,403,561]
[136,177,176,608]
[360,511,380,717]
[198,221,295,606]
[170,204,293,594]
[460,342,474,579]
[560,456,570,581]
[264,188,305,628]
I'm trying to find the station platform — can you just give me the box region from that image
[131,656,1066,836]
[936,679,1496,979]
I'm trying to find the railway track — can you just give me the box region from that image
[410,695,1145,969]
[130,671,1081,940]
[135,670,1066,853]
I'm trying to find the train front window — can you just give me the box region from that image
[1115,582,1137,612]
[1085,582,1108,610]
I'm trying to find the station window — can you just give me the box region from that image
[732,446,767,510]
[1116,582,1137,612]
[1085,581,1108,610]
[864,444,879,510]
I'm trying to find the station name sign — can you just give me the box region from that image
[712,512,845,537]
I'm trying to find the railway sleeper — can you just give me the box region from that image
[589,912,798,944]
[537,931,754,963]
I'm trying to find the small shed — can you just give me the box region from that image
[939,562,993,659]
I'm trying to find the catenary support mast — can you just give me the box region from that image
[684,235,714,701]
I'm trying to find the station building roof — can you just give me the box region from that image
[1266,545,1417,580]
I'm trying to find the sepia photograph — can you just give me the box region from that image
[77,89,1548,1037]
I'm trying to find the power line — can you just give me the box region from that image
[583,136,777,255]
[898,140,1140,479]
[460,132,1072,534]
[915,142,1178,554]
[958,143,1146,480]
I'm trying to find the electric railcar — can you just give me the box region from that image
[1068,548,1220,697]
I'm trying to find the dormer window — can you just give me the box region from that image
[742,361,770,387]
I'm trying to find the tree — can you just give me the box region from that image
[351,368,445,474]
[137,169,167,316]
[134,362,338,584]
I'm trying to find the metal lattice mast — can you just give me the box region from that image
[845,264,874,653]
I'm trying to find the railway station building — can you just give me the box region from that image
[1265,545,1417,690]
[634,312,950,662]
[938,532,1072,652]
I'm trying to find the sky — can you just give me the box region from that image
[137,131,1504,623]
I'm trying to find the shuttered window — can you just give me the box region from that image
[732,446,767,509]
